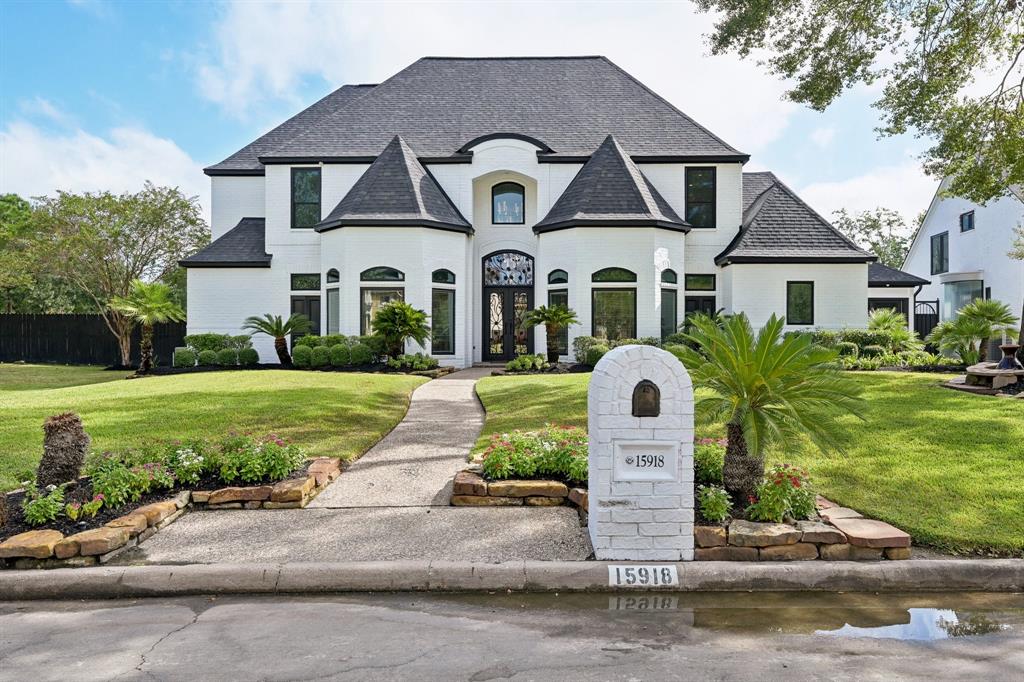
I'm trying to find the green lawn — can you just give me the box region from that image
[0,369,427,491]
[0,363,132,391]
[475,372,1024,556]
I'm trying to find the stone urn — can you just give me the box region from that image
[997,344,1024,370]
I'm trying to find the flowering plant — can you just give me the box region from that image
[746,464,815,523]
[697,484,731,524]
[218,433,305,483]
[166,441,209,485]
[22,484,65,526]
[480,425,587,482]
[65,494,104,521]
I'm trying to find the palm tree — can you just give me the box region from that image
[109,280,185,373]
[867,308,907,332]
[927,316,992,365]
[956,298,1019,361]
[668,313,865,507]
[524,304,580,363]
[372,301,429,358]
[243,313,311,365]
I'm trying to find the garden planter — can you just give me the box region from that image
[997,344,1023,370]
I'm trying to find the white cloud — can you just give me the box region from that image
[810,126,836,148]
[192,0,797,153]
[0,119,209,221]
[798,162,938,226]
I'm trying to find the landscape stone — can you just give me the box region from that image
[262,501,303,509]
[827,517,911,548]
[208,502,243,509]
[191,491,212,504]
[105,514,148,537]
[819,507,864,521]
[525,496,563,507]
[13,555,97,570]
[0,530,64,559]
[760,543,818,561]
[450,495,523,507]
[452,471,488,496]
[155,508,186,529]
[488,480,568,498]
[244,501,263,509]
[171,491,191,509]
[819,543,885,561]
[271,476,315,502]
[307,457,342,487]
[135,501,178,526]
[796,520,847,544]
[815,495,838,510]
[695,546,759,561]
[694,526,727,548]
[728,520,801,547]
[208,486,273,505]
[568,488,588,511]
[54,536,82,559]
[65,527,129,556]
[885,547,912,560]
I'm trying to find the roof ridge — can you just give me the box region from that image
[604,136,652,217]
[419,55,607,61]
[742,181,778,227]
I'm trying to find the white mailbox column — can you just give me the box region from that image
[588,345,695,561]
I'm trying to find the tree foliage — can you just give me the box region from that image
[832,207,914,267]
[110,280,186,373]
[696,0,1024,203]
[243,313,312,365]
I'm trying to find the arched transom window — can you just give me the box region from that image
[360,266,404,282]
[432,269,456,284]
[492,182,525,225]
[548,269,568,285]
[483,252,534,286]
[326,268,340,284]
[592,267,637,283]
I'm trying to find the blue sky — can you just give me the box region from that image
[0,0,937,226]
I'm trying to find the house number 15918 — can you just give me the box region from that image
[608,565,679,587]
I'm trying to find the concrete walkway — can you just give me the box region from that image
[116,368,592,564]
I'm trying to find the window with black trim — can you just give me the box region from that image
[592,267,637,283]
[786,281,814,325]
[661,269,678,284]
[360,266,405,282]
[959,211,975,232]
[684,274,715,291]
[291,273,321,290]
[432,269,456,285]
[548,289,569,354]
[661,288,678,339]
[326,268,340,284]
[326,288,340,334]
[361,288,404,335]
[291,168,321,229]
[492,182,525,224]
[592,288,636,341]
[685,167,716,228]
[685,295,716,317]
[548,269,568,285]
[431,288,455,355]
[931,232,949,275]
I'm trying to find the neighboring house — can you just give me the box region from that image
[181,56,876,367]
[866,262,930,333]
[903,179,1024,337]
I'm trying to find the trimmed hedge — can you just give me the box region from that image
[197,350,218,366]
[216,348,238,366]
[310,346,330,368]
[173,348,196,368]
[329,344,351,367]
[238,347,259,366]
[292,345,312,368]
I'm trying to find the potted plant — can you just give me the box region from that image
[524,304,579,364]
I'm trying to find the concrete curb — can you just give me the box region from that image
[1,559,1023,599]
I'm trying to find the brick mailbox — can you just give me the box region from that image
[587,345,695,560]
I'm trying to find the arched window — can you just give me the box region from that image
[326,268,340,284]
[432,269,456,285]
[661,269,677,284]
[492,182,525,225]
[360,266,404,282]
[483,251,534,286]
[592,267,637,283]
[548,269,568,285]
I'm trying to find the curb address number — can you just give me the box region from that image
[608,565,679,587]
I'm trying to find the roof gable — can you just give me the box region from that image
[316,136,471,233]
[179,218,271,268]
[534,135,688,233]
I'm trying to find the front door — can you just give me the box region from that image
[483,287,533,361]
[290,295,321,346]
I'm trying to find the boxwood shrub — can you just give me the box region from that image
[585,344,609,367]
[238,347,259,366]
[173,348,196,368]
[197,350,218,366]
[310,345,330,368]
[329,344,351,367]
[836,341,859,357]
[216,348,238,366]
[349,343,373,366]
[292,344,312,368]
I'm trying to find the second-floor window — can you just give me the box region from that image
[292,167,321,229]
[685,167,716,228]
[931,231,949,275]
[959,211,975,232]
[492,182,525,224]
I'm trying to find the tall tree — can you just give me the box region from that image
[31,183,208,367]
[0,194,36,313]
[832,207,913,267]
[1010,226,1024,345]
[696,1,1024,203]
[110,280,186,373]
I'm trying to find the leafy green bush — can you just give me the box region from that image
[504,354,548,372]
[184,333,233,353]
[173,348,196,368]
[310,345,330,368]
[216,348,238,366]
[358,335,386,360]
[197,350,218,366]
[571,336,600,364]
[835,341,859,357]
[21,485,65,526]
[88,456,174,508]
[694,438,725,486]
[480,425,588,483]
[610,337,661,348]
[697,484,731,524]
[808,328,921,353]
[217,434,305,484]
[371,301,430,358]
[238,347,259,366]
[662,332,688,346]
[293,335,322,348]
[747,464,815,523]
[229,335,252,350]
[329,344,351,367]
[861,344,885,357]
[585,344,609,367]
[320,334,346,347]
[349,343,373,366]
[292,344,313,368]
[164,440,211,485]
[387,353,439,371]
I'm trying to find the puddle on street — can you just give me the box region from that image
[437,592,1024,642]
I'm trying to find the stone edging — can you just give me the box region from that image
[450,470,588,512]
[191,458,341,510]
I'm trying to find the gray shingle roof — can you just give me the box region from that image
[534,135,688,233]
[869,262,930,287]
[205,84,376,175]
[316,136,471,233]
[179,218,271,267]
[258,57,747,162]
[716,172,875,265]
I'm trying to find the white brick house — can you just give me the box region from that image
[183,56,879,366]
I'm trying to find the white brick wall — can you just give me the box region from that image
[588,345,695,561]
[210,176,265,239]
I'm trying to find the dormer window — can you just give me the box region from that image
[492,182,525,224]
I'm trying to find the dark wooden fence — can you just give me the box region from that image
[0,314,186,367]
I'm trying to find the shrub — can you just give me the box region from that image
[349,343,373,366]
[197,350,218,366]
[165,441,210,485]
[694,438,726,486]
[329,344,351,367]
[697,484,731,524]
[229,335,253,350]
[504,354,548,372]
[663,332,688,346]
[35,412,91,489]
[358,335,386,360]
[310,346,331,368]
[294,335,322,348]
[89,455,150,508]
[387,353,439,371]
[371,301,430,359]
[610,337,660,348]
[480,425,588,483]
[321,334,346,347]
[861,344,885,357]
[217,433,305,484]
[173,348,197,368]
[571,336,600,364]
[21,485,65,526]
[238,347,260,366]
[835,341,859,357]
[292,344,313,368]
[585,344,610,367]
[216,348,238,366]
[747,464,815,523]
[184,333,232,353]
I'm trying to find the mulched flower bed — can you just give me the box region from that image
[144,364,454,378]
[490,363,591,376]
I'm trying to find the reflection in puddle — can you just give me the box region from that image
[818,608,1010,641]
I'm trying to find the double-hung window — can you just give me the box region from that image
[685,167,716,228]
[291,168,321,229]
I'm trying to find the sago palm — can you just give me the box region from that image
[372,301,430,358]
[243,313,311,365]
[669,313,865,507]
[957,298,1019,361]
[524,304,580,363]
[867,308,907,332]
[927,316,991,365]
[109,280,185,373]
